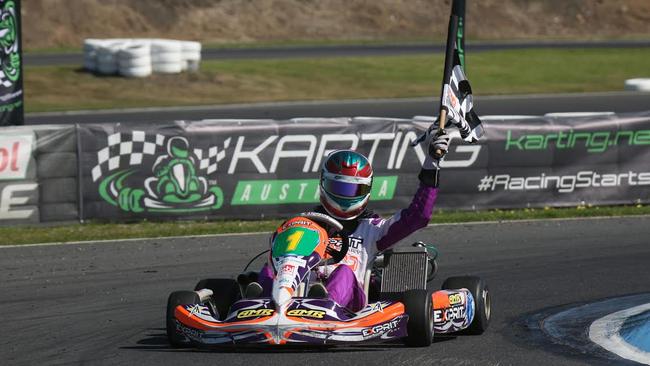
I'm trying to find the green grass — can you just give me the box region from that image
[24,48,650,113]
[3,205,649,246]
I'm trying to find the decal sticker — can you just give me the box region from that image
[286,309,326,318]
[236,309,274,319]
[362,319,400,337]
[448,293,463,306]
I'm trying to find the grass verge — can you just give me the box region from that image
[3,205,649,246]
[25,47,650,113]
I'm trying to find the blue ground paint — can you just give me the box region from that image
[620,310,650,352]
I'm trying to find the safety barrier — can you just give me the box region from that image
[2,111,650,226]
[83,38,202,77]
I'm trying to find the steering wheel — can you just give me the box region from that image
[298,211,349,264]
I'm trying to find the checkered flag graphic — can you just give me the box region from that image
[0,70,14,88]
[193,137,231,175]
[91,131,165,182]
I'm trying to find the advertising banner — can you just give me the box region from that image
[77,112,650,221]
[0,129,38,223]
[0,0,23,126]
[78,118,435,220]
[474,112,650,208]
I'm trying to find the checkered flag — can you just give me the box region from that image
[441,52,484,143]
[91,131,165,182]
[193,137,231,175]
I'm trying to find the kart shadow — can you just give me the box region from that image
[122,329,448,353]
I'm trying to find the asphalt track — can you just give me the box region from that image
[25,92,650,125]
[24,40,650,66]
[2,216,650,365]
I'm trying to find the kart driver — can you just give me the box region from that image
[250,130,450,312]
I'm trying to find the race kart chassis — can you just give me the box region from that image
[168,245,489,347]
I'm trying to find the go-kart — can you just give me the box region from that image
[166,212,491,347]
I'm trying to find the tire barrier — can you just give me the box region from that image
[96,43,121,75]
[118,42,152,78]
[40,178,77,204]
[83,39,105,72]
[36,153,77,179]
[151,40,183,74]
[625,78,650,92]
[4,111,650,226]
[181,41,202,72]
[83,38,201,78]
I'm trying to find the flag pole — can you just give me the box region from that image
[434,0,463,157]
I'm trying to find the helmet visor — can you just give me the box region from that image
[322,179,371,198]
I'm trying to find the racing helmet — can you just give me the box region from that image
[319,150,373,220]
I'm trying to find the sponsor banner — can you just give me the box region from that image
[0,181,38,222]
[0,132,32,180]
[0,0,23,126]
[77,112,650,221]
[77,118,431,220]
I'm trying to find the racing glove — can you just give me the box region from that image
[418,129,450,187]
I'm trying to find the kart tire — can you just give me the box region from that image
[166,290,200,348]
[402,289,434,347]
[441,276,490,335]
[194,278,240,320]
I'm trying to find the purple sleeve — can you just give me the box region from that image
[375,184,438,251]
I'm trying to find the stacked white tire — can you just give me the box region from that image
[151,40,183,74]
[118,42,152,78]
[83,38,201,77]
[625,78,650,92]
[181,41,202,72]
[83,39,106,72]
[96,42,125,75]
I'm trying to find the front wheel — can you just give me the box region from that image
[402,289,434,347]
[194,278,240,320]
[166,291,200,347]
[441,276,491,335]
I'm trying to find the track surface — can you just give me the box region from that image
[24,40,650,66]
[2,216,650,365]
[25,92,650,125]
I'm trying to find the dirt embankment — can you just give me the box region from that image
[22,0,650,50]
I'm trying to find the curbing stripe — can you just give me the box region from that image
[589,303,650,365]
[2,214,648,249]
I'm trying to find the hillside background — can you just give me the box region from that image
[23,0,650,50]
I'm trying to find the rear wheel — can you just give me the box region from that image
[402,289,434,347]
[441,276,490,335]
[166,291,200,347]
[194,278,240,320]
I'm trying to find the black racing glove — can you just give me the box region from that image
[418,129,450,187]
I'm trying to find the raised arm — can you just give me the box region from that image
[375,130,450,251]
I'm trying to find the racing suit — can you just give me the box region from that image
[258,131,444,311]
[258,182,438,312]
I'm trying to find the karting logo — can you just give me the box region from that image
[91,132,225,214]
[505,129,650,153]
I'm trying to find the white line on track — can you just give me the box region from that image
[2,214,648,249]
[589,303,650,365]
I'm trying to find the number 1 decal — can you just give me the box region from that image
[286,230,304,251]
